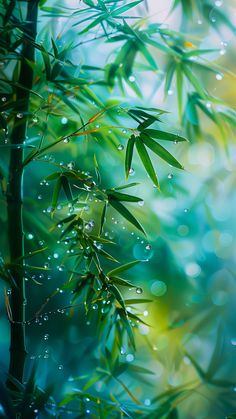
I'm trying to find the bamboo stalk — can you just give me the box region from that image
[6,0,39,384]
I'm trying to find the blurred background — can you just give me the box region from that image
[0,0,236,417]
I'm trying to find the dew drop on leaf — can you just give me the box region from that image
[26,233,34,240]
[136,287,143,294]
[216,73,223,81]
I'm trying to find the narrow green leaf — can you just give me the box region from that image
[61,175,73,201]
[143,129,187,142]
[108,260,140,277]
[111,0,143,16]
[99,201,107,235]
[51,177,62,212]
[109,199,145,234]
[125,135,135,179]
[176,64,183,118]
[141,134,184,169]
[108,191,143,203]
[135,136,159,188]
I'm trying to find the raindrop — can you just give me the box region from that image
[63,137,70,143]
[126,353,134,362]
[144,399,151,406]
[145,244,151,250]
[53,252,59,259]
[168,173,173,179]
[136,287,143,294]
[67,161,75,170]
[92,304,98,310]
[16,113,23,119]
[61,117,68,124]
[58,365,63,370]
[197,19,202,25]
[44,334,49,341]
[129,75,136,82]
[37,194,42,200]
[117,144,124,151]
[167,89,173,96]
[43,315,49,321]
[129,168,135,176]
[26,233,34,240]
[216,73,223,80]
[1,97,7,102]
[138,200,144,207]
[184,208,189,213]
[32,116,39,123]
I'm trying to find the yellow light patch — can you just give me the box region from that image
[184,41,194,48]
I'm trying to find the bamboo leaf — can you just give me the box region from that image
[109,199,145,234]
[141,134,184,169]
[51,177,62,212]
[135,136,159,188]
[108,260,140,277]
[143,129,187,142]
[125,135,135,179]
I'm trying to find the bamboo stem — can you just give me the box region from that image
[6,0,39,384]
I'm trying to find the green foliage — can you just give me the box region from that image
[0,0,235,418]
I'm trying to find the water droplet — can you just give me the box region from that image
[63,137,70,143]
[92,304,98,310]
[231,338,236,346]
[167,89,173,96]
[126,353,134,362]
[53,252,59,259]
[43,315,49,321]
[61,117,68,124]
[95,124,100,128]
[136,287,143,294]
[26,233,34,240]
[220,49,226,55]
[32,116,39,123]
[44,334,49,341]
[133,129,140,138]
[58,364,63,370]
[144,399,151,406]
[184,208,189,213]
[138,200,144,207]
[120,347,126,355]
[117,144,124,151]
[168,173,173,179]
[67,161,75,170]
[1,96,7,102]
[16,113,23,119]
[143,310,149,317]
[129,168,135,176]
[145,244,151,250]
[216,73,223,80]
[215,0,222,6]
[197,19,202,25]
[129,75,136,82]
